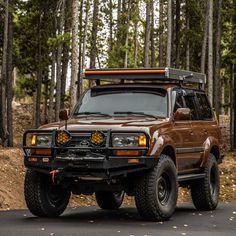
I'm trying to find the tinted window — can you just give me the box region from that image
[172,91,184,113]
[184,95,198,120]
[196,93,213,120]
[74,89,168,117]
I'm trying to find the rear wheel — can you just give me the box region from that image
[95,191,124,210]
[24,169,71,217]
[190,153,220,211]
[135,155,178,221]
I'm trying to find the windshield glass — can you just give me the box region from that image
[73,89,168,118]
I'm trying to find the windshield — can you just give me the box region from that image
[73,89,168,118]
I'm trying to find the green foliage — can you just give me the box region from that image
[47,33,71,49]
[14,76,36,99]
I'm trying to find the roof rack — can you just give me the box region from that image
[84,67,206,89]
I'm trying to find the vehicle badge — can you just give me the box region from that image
[80,139,90,146]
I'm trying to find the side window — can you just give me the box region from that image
[196,93,213,120]
[172,90,184,113]
[184,94,198,120]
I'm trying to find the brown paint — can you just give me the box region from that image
[39,83,222,174]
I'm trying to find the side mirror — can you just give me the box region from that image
[59,109,70,121]
[174,108,191,121]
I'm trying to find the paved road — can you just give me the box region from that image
[0,203,235,236]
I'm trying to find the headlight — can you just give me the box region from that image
[112,134,147,147]
[31,134,52,147]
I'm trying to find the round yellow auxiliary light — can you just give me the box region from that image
[56,130,71,146]
[90,131,105,146]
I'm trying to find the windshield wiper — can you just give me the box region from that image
[113,112,161,119]
[74,112,111,117]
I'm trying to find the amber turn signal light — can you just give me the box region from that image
[35,149,52,155]
[138,135,147,147]
[31,135,37,146]
[114,150,140,156]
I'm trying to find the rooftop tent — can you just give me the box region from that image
[83,67,206,89]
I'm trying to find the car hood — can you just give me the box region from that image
[39,116,169,136]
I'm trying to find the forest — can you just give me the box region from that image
[0,0,236,148]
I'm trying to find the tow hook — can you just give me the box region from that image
[50,169,62,183]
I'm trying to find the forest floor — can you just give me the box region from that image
[0,148,235,211]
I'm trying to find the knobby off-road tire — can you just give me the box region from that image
[190,153,220,211]
[24,169,71,217]
[95,191,124,210]
[135,155,178,221]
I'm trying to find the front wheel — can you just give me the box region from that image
[135,155,178,221]
[95,191,124,210]
[190,153,220,211]
[24,169,71,217]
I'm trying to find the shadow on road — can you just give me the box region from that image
[21,204,201,224]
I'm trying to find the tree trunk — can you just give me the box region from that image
[166,0,172,67]
[117,0,122,34]
[90,0,99,70]
[70,0,79,110]
[48,51,56,123]
[34,13,42,128]
[124,0,131,68]
[208,0,213,105]
[144,0,151,68]
[81,0,90,94]
[61,0,72,109]
[43,83,48,124]
[0,0,9,146]
[233,0,236,149]
[159,0,164,67]
[175,0,180,68]
[213,0,222,117]
[6,0,14,146]
[186,0,190,70]
[230,64,233,150]
[234,62,236,149]
[134,21,139,67]
[77,0,84,100]
[55,0,65,121]
[133,0,139,67]
[150,0,155,67]
[201,1,209,74]
[108,0,113,52]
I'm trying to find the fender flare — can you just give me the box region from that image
[201,136,220,167]
[149,133,177,168]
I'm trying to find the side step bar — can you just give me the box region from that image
[178,173,206,182]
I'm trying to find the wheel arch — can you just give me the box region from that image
[202,136,221,167]
[210,145,220,161]
[161,145,177,167]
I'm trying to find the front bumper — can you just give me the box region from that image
[23,129,155,179]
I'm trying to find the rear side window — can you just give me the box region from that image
[184,95,198,120]
[172,91,184,113]
[196,93,213,120]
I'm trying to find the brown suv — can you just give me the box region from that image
[23,68,223,221]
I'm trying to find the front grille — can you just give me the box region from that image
[70,133,91,147]
[58,132,107,158]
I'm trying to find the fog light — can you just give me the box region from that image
[90,131,105,146]
[56,130,71,146]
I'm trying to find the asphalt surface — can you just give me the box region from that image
[0,203,235,236]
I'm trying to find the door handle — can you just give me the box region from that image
[189,130,194,135]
